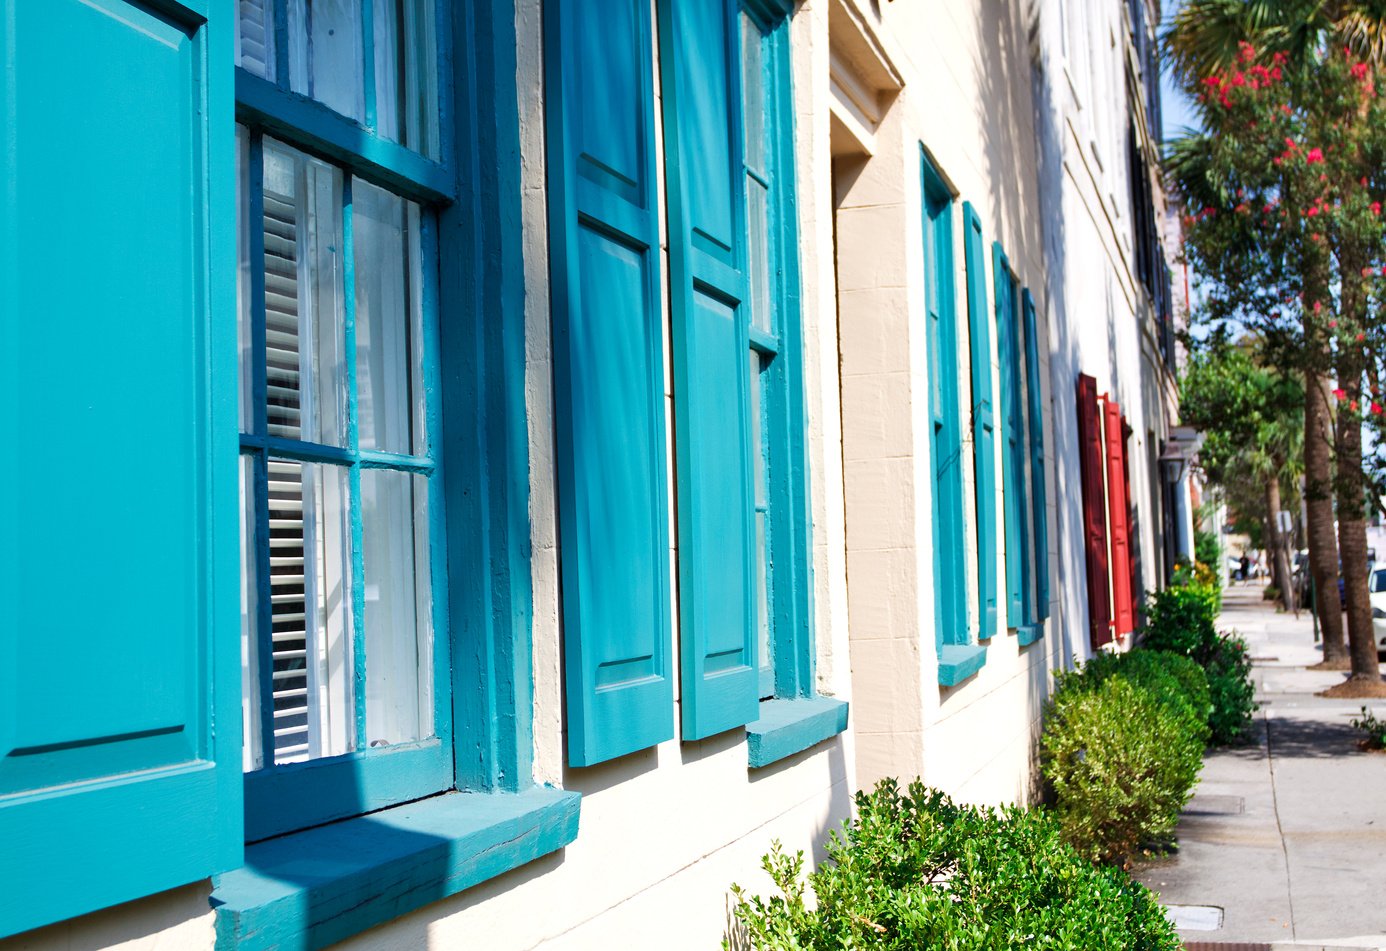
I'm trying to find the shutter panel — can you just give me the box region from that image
[993,244,1028,627]
[546,0,675,766]
[0,1,240,936]
[962,205,998,639]
[660,0,759,739]
[1076,374,1113,646]
[1021,290,1050,622]
[1105,400,1135,637]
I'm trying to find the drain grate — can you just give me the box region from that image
[1166,905,1223,931]
[1184,795,1245,816]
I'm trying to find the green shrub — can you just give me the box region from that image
[1351,707,1386,749]
[727,779,1181,950]
[1063,649,1212,738]
[1041,667,1204,865]
[1143,585,1219,656]
[1141,585,1255,745]
[1204,635,1256,744]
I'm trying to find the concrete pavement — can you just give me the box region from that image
[1132,584,1386,950]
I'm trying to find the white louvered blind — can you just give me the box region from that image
[260,182,311,762]
[237,0,274,79]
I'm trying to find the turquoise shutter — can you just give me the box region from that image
[0,0,240,936]
[659,0,759,739]
[1022,290,1051,622]
[961,204,997,639]
[993,243,1029,626]
[546,0,675,766]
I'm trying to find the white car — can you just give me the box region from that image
[1370,567,1386,649]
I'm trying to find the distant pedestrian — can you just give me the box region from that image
[1240,553,1250,583]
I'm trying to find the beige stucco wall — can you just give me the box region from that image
[825,0,1068,806]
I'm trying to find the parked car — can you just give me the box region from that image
[1370,567,1386,650]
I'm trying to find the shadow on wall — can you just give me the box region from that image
[724,737,856,950]
[972,0,1085,710]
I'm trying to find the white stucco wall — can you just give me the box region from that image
[827,0,1070,806]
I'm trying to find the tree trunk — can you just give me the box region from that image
[1265,474,1294,613]
[1304,365,1348,666]
[1333,260,1382,686]
[1335,403,1378,681]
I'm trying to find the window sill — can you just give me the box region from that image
[211,786,580,950]
[937,643,987,686]
[1016,623,1045,647]
[747,696,849,768]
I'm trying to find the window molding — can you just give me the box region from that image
[922,148,980,685]
[965,204,998,641]
[743,4,848,762]
[211,1,573,944]
[213,787,579,950]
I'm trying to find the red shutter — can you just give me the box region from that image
[1076,374,1112,647]
[1105,400,1134,637]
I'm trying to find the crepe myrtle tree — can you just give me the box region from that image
[1167,37,1386,688]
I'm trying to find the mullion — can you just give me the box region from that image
[361,0,377,131]
[343,174,369,747]
[246,131,280,763]
[417,207,450,742]
[749,327,779,355]
[272,0,290,92]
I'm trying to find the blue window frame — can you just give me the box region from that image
[994,243,1032,633]
[996,255,1048,643]
[741,1,808,701]
[235,0,455,841]
[740,0,847,763]
[4,2,578,943]
[1022,289,1051,628]
[962,203,997,642]
[922,151,984,686]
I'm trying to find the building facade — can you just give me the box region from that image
[0,0,1187,948]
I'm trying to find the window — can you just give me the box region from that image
[3,3,577,943]
[235,0,449,840]
[964,204,998,641]
[923,153,984,686]
[997,255,1051,642]
[1022,290,1052,628]
[548,0,842,767]
[995,246,1031,629]
[742,4,812,703]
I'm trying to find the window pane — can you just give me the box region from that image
[268,458,355,765]
[361,469,433,747]
[240,455,264,772]
[401,0,440,158]
[354,179,422,455]
[373,0,401,141]
[373,0,440,158]
[740,13,766,174]
[237,0,276,80]
[237,125,253,433]
[288,0,365,123]
[262,140,349,447]
[751,353,771,694]
[747,177,772,334]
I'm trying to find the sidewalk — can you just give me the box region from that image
[1132,585,1386,950]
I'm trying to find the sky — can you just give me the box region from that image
[1160,0,1203,142]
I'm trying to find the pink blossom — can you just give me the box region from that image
[1334,388,1348,400]
[1306,148,1325,163]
